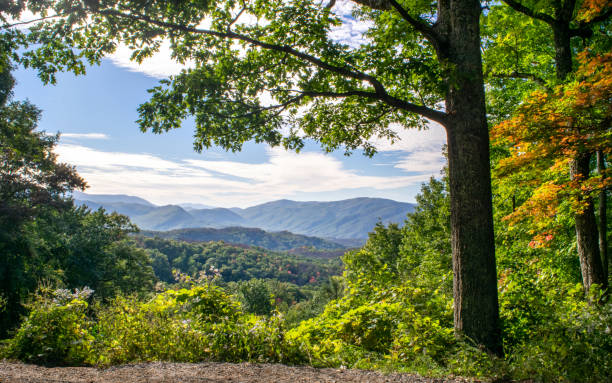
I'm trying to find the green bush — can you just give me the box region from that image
[91,284,304,365]
[286,283,455,370]
[3,288,94,365]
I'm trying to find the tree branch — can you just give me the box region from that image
[221,89,447,124]
[502,0,557,25]
[560,0,577,23]
[490,71,551,91]
[227,7,246,32]
[350,0,444,51]
[349,0,391,11]
[294,90,447,123]
[571,6,612,37]
[99,9,448,124]
[1,13,64,29]
[387,0,445,49]
[583,6,612,25]
[100,9,387,92]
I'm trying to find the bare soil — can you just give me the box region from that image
[0,361,480,383]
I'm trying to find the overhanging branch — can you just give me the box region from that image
[571,7,612,37]
[490,71,551,91]
[350,0,444,51]
[502,0,557,26]
[100,9,387,93]
[385,0,443,48]
[99,8,448,124]
[1,13,64,29]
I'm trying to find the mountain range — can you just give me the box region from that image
[72,192,415,240]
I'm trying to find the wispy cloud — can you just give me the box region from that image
[106,42,192,79]
[61,133,110,140]
[369,122,447,153]
[55,143,434,207]
[370,122,447,176]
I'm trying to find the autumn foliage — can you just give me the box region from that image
[491,52,612,245]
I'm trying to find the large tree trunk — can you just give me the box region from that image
[442,0,501,355]
[570,153,607,292]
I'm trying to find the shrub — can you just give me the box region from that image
[2,288,94,365]
[91,284,305,365]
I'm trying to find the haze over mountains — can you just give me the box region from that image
[72,191,415,240]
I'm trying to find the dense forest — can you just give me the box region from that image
[137,236,343,285]
[139,227,348,252]
[1,0,611,382]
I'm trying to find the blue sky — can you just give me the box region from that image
[11,2,447,208]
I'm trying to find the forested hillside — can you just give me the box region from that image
[136,236,342,286]
[140,227,348,252]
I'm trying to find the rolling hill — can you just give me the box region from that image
[140,227,347,252]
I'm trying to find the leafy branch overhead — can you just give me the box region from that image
[5,0,454,156]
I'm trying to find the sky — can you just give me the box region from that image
[11,2,447,208]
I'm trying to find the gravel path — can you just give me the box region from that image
[0,361,482,383]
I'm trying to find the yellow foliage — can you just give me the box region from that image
[491,52,612,240]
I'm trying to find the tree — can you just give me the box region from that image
[10,0,501,352]
[0,54,87,335]
[0,51,155,335]
[237,278,274,316]
[484,0,611,294]
[491,52,611,292]
[400,176,452,293]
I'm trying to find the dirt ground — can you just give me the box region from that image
[0,361,481,383]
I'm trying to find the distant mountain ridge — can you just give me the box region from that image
[72,191,155,206]
[140,227,346,252]
[74,193,414,240]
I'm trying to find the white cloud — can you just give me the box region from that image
[370,122,447,176]
[106,41,193,78]
[328,0,374,48]
[394,150,446,174]
[61,133,109,140]
[370,122,447,152]
[55,143,432,207]
[56,144,203,173]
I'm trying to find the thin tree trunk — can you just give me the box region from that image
[443,0,501,355]
[597,151,608,285]
[552,20,605,295]
[570,153,606,292]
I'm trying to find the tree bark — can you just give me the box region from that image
[442,0,502,355]
[570,153,607,292]
[597,151,608,284]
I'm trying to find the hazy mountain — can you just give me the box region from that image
[188,208,245,227]
[75,200,157,217]
[75,194,245,231]
[180,202,216,210]
[72,191,155,206]
[74,193,414,239]
[140,227,346,252]
[133,205,194,231]
[235,198,414,239]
